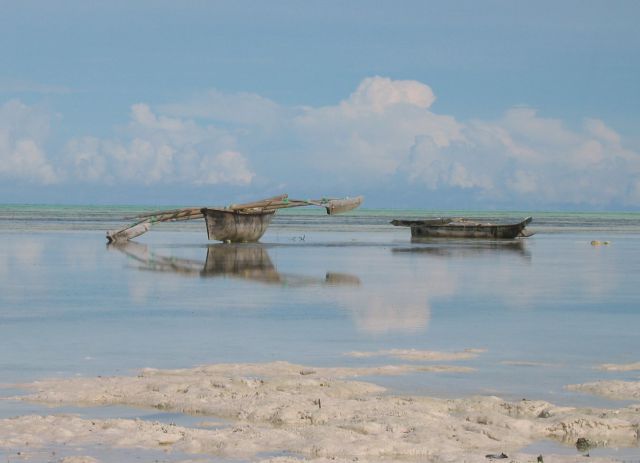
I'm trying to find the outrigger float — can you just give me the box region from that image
[106,194,363,244]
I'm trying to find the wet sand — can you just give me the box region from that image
[566,380,640,401]
[344,348,486,361]
[3,361,639,462]
[597,362,640,372]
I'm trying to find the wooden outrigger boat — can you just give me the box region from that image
[391,216,533,240]
[106,194,363,243]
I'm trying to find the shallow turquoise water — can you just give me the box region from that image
[1,206,639,460]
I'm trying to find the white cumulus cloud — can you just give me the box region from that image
[406,107,640,205]
[2,77,639,208]
[65,104,254,186]
[344,76,437,113]
[292,77,462,180]
[196,150,254,185]
[0,100,60,184]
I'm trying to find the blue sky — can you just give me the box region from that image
[1,0,639,209]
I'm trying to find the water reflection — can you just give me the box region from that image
[346,241,532,334]
[393,240,531,259]
[339,258,455,334]
[109,242,361,287]
[203,244,279,283]
[104,236,620,337]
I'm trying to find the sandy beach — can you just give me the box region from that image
[2,360,639,462]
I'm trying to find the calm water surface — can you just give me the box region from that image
[1,206,639,459]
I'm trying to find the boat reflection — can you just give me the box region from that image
[203,244,280,283]
[392,240,531,259]
[109,241,361,287]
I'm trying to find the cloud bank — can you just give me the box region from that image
[1,76,639,207]
[65,103,254,187]
[0,100,60,184]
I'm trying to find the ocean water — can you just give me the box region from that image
[1,205,639,459]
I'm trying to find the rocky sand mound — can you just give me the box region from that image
[3,361,639,462]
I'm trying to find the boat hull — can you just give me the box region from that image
[201,208,275,242]
[392,217,533,240]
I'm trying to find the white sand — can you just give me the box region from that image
[597,362,640,372]
[344,348,486,361]
[60,457,100,463]
[500,361,561,368]
[3,361,639,463]
[566,379,640,401]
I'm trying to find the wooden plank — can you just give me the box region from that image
[106,221,152,243]
[228,194,288,211]
[128,207,201,220]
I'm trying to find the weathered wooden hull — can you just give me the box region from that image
[201,208,275,242]
[393,217,533,240]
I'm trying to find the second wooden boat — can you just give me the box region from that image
[391,217,533,239]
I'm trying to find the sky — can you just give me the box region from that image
[1,0,639,209]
